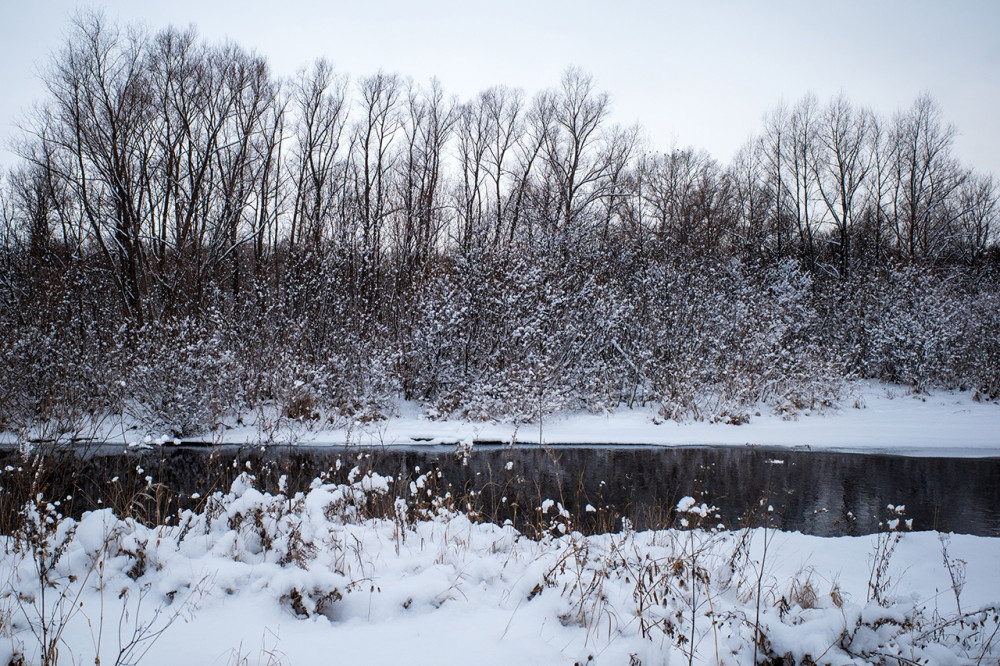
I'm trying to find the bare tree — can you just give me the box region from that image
[349,71,402,277]
[143,29,279,312]
[643,147,730,251]
[289,59,348,250]
[482,86,524,249]
[34,12,155,322]
[454,93,491,251]
[596,124,639,251]
[812,95,872,277]
[787,95,821,266]
[398,78,456,271]
[504,92,549,246]
[541,67,612,251]
[453,85,527,253]
[0,172,12,248]
[208,46,280,299]
[890,94,964,260]
[955,172,998,268]
[248,90,286,270]
[8,136,77,266]
[860,112,896,265]
[729,140,773,260]
[760,104,790,257]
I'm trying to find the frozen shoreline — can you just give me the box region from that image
[166,382,1000,457]
[5,382,1000,457]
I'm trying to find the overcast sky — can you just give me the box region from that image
[1,0,998,175]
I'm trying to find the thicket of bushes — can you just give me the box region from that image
[2,241,998,437]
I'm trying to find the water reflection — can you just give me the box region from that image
[2,444,997,536]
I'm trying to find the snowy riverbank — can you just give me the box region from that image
[310,383,1000,456]
[68,381,1000,457]
[2,471,998,666]
[3,382,999,458]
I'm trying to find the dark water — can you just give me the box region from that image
[2,444,998,537]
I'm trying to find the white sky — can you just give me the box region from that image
[1,0,998,175]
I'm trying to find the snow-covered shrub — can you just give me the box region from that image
[125,315,244,437]
[402,252,590,421]
[2,223,997,435]
[398,248,858,424]
[0,261,123,437]
[826,264,1000,397]
[230,264,400,427]
[963,287,1000,398]
[2,463,998,666]
[864,267,967,389]
[637,254,844,422]
[0,323,123,439]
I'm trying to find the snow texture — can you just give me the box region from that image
[13,381,993,458]
[1,474,997,665]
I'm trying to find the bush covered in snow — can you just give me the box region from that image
[3,245,1000,436]
[1,467,997,666]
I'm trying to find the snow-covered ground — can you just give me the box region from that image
[4,382,999,457]
[2,472,998,666]
[58,381,997,457]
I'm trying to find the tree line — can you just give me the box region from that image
[1,14,998,436]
